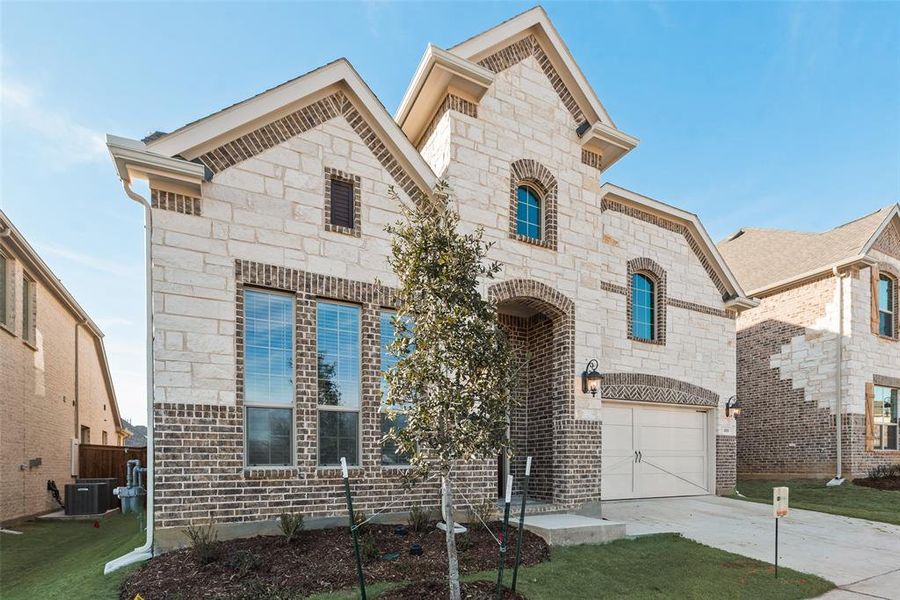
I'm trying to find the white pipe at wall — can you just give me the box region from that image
[104,181,155,574]
[828,266,846,487]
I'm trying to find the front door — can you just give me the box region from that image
[601,402,710,500]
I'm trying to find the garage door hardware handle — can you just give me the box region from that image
[638,451,643,463]
[633,451,643,463]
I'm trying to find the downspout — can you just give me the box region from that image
[74,321,83,441]
[827,267,846,487]
[104,181,156,573]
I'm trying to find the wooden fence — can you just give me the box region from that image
[78,444,147,488]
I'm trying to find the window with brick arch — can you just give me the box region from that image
[878,274,896,338]
[515,185,542,241]
[631,273,656,341]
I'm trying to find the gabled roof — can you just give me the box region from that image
[396,6,638,171]
[599,183,756,311]
[718,204,900,296]
[122,59,436,197]
[0,210,126,437]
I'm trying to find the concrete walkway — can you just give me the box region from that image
[602,495,900,599]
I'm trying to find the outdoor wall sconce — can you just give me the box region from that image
[581,359,602,397]
[725,395,742,418]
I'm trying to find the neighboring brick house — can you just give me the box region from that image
[719,204,900,479]
[0,211,128,524]
[106,7,755,549]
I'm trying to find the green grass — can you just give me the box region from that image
[310,534,834,599]
[0,511,144,600]
[734,479,900,525]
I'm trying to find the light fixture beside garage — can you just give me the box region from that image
[725,395,742,418]
[581,360,602,397]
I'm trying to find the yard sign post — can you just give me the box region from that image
[341,457,367,600]
[510,456,531,593]
[773,486,789,579]
[496,474,514,600]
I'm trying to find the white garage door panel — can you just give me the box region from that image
[601,403,710,500]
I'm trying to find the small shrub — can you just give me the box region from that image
[468,498,497,525]
[407,504,431,533]
[360,533,379,561]
[867,464,900,480]
[353,511,369,535]
[279,512,305,543]
[183,520,219,564]
[223,549,265,578]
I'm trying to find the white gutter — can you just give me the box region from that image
[827,266,846,487]
[104,181,156,573]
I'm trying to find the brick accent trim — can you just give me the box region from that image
[602,279,731,319]
[196,91,426,200]
[150,189,201,216]
[602,198,730,296]
[601,372,720,407]
[477,34,586,128]
[323,167,362,237]
[418,93,477,149]
[626,257,667,345]
[872,219,900,258]
[509,159,558,250]
[581,149,602,170]
[716,435,736,494]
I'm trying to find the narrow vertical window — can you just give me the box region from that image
[631,273,656,341]
[22,274,35,344]
[380,311,412,465]
[244,289,294,467]
[102,431,108,445]
[516,185,542,240]
[873,385,899,450]
[330,179,355,230]
[878,275,895,337]
[80,426,90,444]
[317,301,360,466]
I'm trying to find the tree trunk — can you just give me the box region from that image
[443,474,461,600]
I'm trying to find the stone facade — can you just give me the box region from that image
[1,218,125,524]
[132,11,744,542]
[734,222,900,479]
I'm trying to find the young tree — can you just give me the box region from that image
[384,182,514,600]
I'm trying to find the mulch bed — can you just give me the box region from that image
[379,581,525,599]
[120,521,549,599]
[854,476,900,491]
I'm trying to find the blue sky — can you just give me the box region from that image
[2,2,898,425]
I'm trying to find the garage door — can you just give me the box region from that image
[601,402,710,500]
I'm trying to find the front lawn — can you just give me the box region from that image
[311,534,834,600]
[0,511,143,600]
[734,479,900,525]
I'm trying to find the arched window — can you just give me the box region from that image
[631,272,656,341]
[878,274,896,338]
[516,185,542,240]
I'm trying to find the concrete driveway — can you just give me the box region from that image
[601,495,900,600]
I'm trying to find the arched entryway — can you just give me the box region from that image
[489,279,576,506]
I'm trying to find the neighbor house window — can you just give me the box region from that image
[22,274,35,344]
[878,275,895,338]
[102,431,108,445]
[380,311,413,466]
[631,273,656,341]
[515,185,542,240]
[317,301,360,466]
[0,252,9,328]
[873,385,899,451]
[244,289,294,467]
[80,426,90,444]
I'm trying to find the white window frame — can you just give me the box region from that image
[515,184,544,241]
[243,287,296,468]
[631,271,657,342]
[316,299,362,467]
[873,384,899,451]
[878,274,895,338]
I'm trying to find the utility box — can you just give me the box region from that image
[76,478,118,509]
[64,482,108,515]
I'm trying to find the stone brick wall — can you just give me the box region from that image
[716,435,736,494]
[0,249,117,523]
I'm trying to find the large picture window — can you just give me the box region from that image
[380,311,412,466]
[631,273,656,341]
[878,274,895,338]
[244,289,294,467]
[873,385,898,451]
[317,301,361,466]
